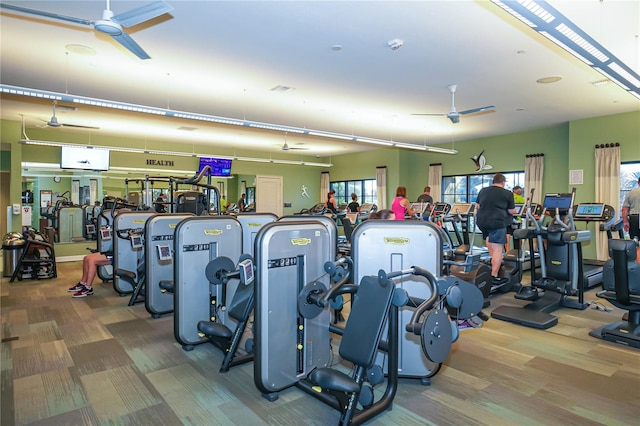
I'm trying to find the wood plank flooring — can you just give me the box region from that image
[1,261,638,425]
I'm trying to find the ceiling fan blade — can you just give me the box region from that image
[0,3,92,26]
[459,105,495,115]
[112,1,173,27]
[61,123,100,130]
[411,113,446,117]
[111,32,150,59]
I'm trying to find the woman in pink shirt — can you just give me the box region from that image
[391,186,416,220]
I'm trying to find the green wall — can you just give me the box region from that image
[2,110,639,259]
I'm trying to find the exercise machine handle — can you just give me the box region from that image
[404,266,440,335]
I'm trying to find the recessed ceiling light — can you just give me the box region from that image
[536,76,563,84]
[331,45,343,51]
[65,44,96,56]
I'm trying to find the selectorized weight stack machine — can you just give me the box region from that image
[112,211,155,297]
[235,213,278,256]
[253,220,334,399]
[173,216,243,350]
[144,213,194,318]
[352,220,454,383]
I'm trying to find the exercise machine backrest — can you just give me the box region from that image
[603,239,640,303]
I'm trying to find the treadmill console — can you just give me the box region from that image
[574,203,614,221]
[449,203,474,216]
[431,202,450,216]
[410,202,430,217]
[543,193,574,214]
[513,203,525,216]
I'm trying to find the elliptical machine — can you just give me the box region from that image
[491,190,590,329]
[446,203,492,305]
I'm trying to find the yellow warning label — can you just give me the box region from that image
[204,229,223,236]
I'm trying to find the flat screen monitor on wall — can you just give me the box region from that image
[60,146,110,171]
[198,157,232,176]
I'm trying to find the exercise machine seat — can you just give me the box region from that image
[309,370,360,394]
[308,274,394,423]
[196,274,255,372]
[197,321,233,340]
[114,260,146,306]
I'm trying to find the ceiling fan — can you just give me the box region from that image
[43,101,99,130]
[281,141,309,151]
[413,84,495,124]
[280,133,309,151]
[0,0,173,59]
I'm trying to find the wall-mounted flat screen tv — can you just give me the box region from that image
[60,146,110,171]
[198,157,232,176]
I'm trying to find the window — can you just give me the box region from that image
[442,171,525,203]
[620,162,640,212]
[330,179,377,205]
[442,171,524,236]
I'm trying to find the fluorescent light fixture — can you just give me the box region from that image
[555,23,608,63]
[109,166,201,175]
[426,146,458,154]
[2,84,458,155]
[607,63,640,88]
[592,68,630,91]
[522,1,555,23]
[355,137,393,147]
[19,139,333,167]
[490,0,640,98]
[307,131,355,141]
[540,31,593,66]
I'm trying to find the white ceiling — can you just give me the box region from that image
[1,0,638,159]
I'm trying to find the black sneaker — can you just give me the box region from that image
[72,286,94,298]
[492,276,509,285]
[68,283,85,292]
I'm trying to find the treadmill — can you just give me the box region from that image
[572,203,616,288]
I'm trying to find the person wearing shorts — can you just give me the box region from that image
[476,173,517,285]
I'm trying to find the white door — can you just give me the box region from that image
[256,175,283,216]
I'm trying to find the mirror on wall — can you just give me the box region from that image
[20,167,239,244]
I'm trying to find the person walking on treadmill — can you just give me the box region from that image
[622,176,640,239]
[476,173,517,285]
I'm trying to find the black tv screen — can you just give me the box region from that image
[198,157,232,176]
[60,146,110,171]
